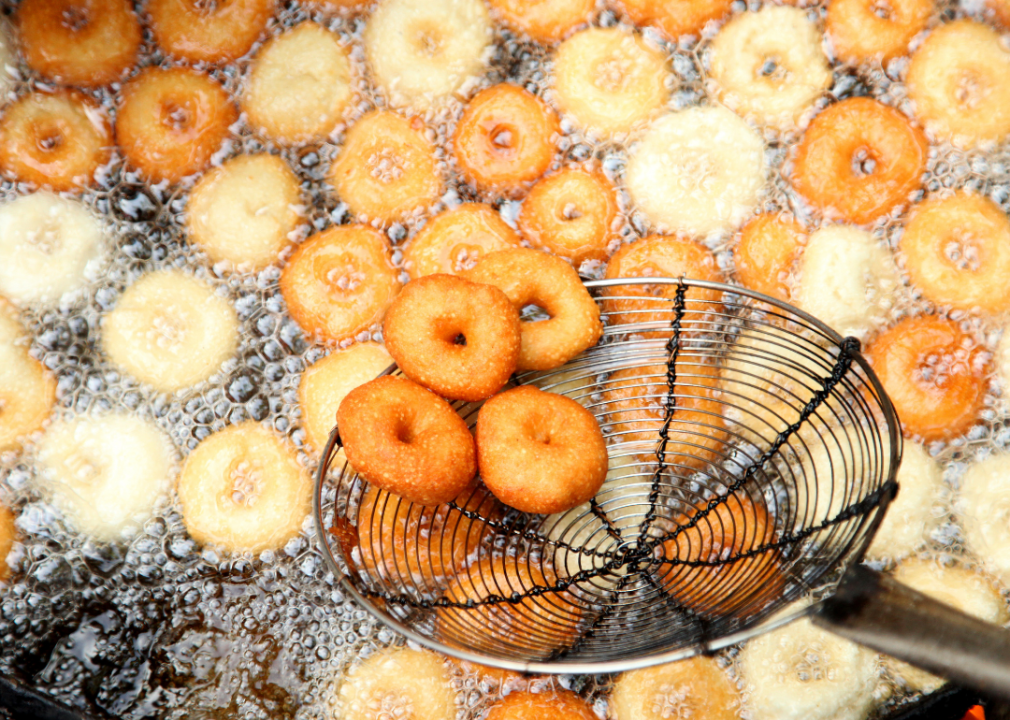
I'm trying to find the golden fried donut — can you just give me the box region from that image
[476,385,607,514]
[734,213,806,302]
[518,168,619,265]
[485,690,597,720]
[16,0,141,87]
[280,225,400,344]
[865,316,989,441]
[337,375,477,506]
[466,248,602,371]
[826,0,931,64]
[382,273,521,401]
[907,20,1010,148]
[791,97,927,225]
[0,90,112,192]
[0,501,14,582]
[403,204,520,278]
[329,110,442,224]
[337,647,456,720]
[901,191,1010,315]
[148,0,274,64]
[488,0,594,43]
[0,302,56,453]
[116,67,237,184]
[453,84,560,194]
[611,657,741,720]
[616,0,733,40]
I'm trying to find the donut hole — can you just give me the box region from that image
[870,0,894,20]
[594,55,631,93]
[65,449,102,485]
[954,71,987,109]
[520,302,552,323]
[489,123,516,154]
[756,55,788,83]
[850,146,879,177]
[160,99,194,133]
[321,259,366,294]
[555,197,584,222]
[34,123,66,153]
[229,460,263,507]
[411,21,446,58]
[29,218,63,256]
[61,5,90,32]
[367,147,406,184]
[944,232,983,272]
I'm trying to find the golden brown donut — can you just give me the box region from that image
[488,0,594,43]
[403,204,521,278]
[616,0,733,40]
[337,375,477,506]
[611,657,741,720]
[484,690,597,720]
[148,0,275,64]
[826,0,931,64]
[733,213,807,302]
[0,501,14,582]
[382,273,521,402]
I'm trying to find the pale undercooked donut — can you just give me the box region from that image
[337,647,456,720]
[452,83,559,194]
[610,656,741,720]
[0,501,14,582]
[733,212,807,302]
[364,0,492,109]
[900,191,1010,315]
[102,270,239,393]
[709,7,832,131]
[403,204,520,278]
[0,302,56,453]
[148,0,274,64]
[625,106,766,236]
[484,689,597,720]
[382,273,521,400]
[477,385,608,514]
[280,224,400,343]
[186,153,302,272]
[16,0,141,87]
[116,67,237,184]
[466,248,602,371]
[518,168,619,265]
[790,97,927,225]
[552,27,669,138]
[615,0,733,40]
[0,191,106,305]
[328,110,442,224]
[864,316,989,441]
[488,0,594,43]
[907,20,1010,148]
[826,0,931,64]
[178,421,312,553]
[241,21,352,145]
[36,413,176,542]
[0,90,112,192]
[958,453,1010,585]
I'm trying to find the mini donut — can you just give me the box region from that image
[0,501,14,582]
[790,97,927,225]
[403,204,520,278]
[552,27,669,138]
[518,168,620,265]
[733,213,807,302]
[337,647,456,720]
[364,0,492,109]
[186,153,302,272]
[488,0,594,43]
[610,656,741,720]
[178,421,312,553]
[900,191,1010,315]
[279,224,400,344]
[147,0,274,64]
[484,690,597,720]
[0,90,112,192]
[476,385,608,514]
[382,273,521,400]
[864,316,989,441]
[626,106,766,236]
[102,270,239,393]
[116,67,237,184]
[329,110,442,224]
[958,453,1010,585]
[338,376,477,506]
[709,7,833,131]
[452,84,560,194]
[16,0,141,87]
[906,20,1010,148]
[615,0,733,40]
[242,22,353,145]
[0,302,56,453]
[466,248,602,371]
[826,0,931,64]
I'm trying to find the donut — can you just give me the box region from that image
[147,0,274,64]
[733,213,806,302]
[328,110,442,224]
[337,648,456,720]
[488,0,594,43]
[186,153,302,272]
[906,20,1010,148]
[382,273,521,400]
[452,84,560,194]
[552,27,669,138]
[466,248,602,371]
[708,7,832,131]
[625,106,766,236]
[826,0,931,64]
[0,501,14,582]
[0,90,112,192]
[36,413,176,542]
[178,421,312,553]
[615,0,733,40]
[790,97,928,225]
[957,454,1010,585]
[242,22,353,145]
[116,67,237,184]
[16,0,141,87]
[364,0,492,109]
[476,385,608,514]
[900,191,1010,315]
[0,302,56,453]
[518,168,620,265]
[279,224,401,344]
[864,316,989,441]
[484,690,597,720]
[102,270,239,393]
[403,204,520,278]
[610,657,741,720]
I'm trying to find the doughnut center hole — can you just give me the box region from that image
[367,148,405,184]
[160,101,193,132]
[394,417,417,444]
[36,128,65,153]
[944,232,983,272]
[326,264,366,293]
[595,57,630,92]
[452,333,467,346]
[652,683,694,719]
[757,56,787,83]
[851,147,878,177]
[490,125,515,153]
[229,460,262,507]
[65,451,102,486]
[413,23,445,58]
[451,246,482,273]
[520,303,552,323]
[27,218,63,255]
[955,72,986,109]
[151,310,187,350]
[916,351,954,390]
[558,201,583,222]
[192,0,222,12]
[61,6,90,32]
[871,0,893,20]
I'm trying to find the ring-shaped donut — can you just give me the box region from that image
[338,648,456,720]
[148,0,274,64]
[611,657,741,720]
[403,204,520,278]
[826,0,931,63]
